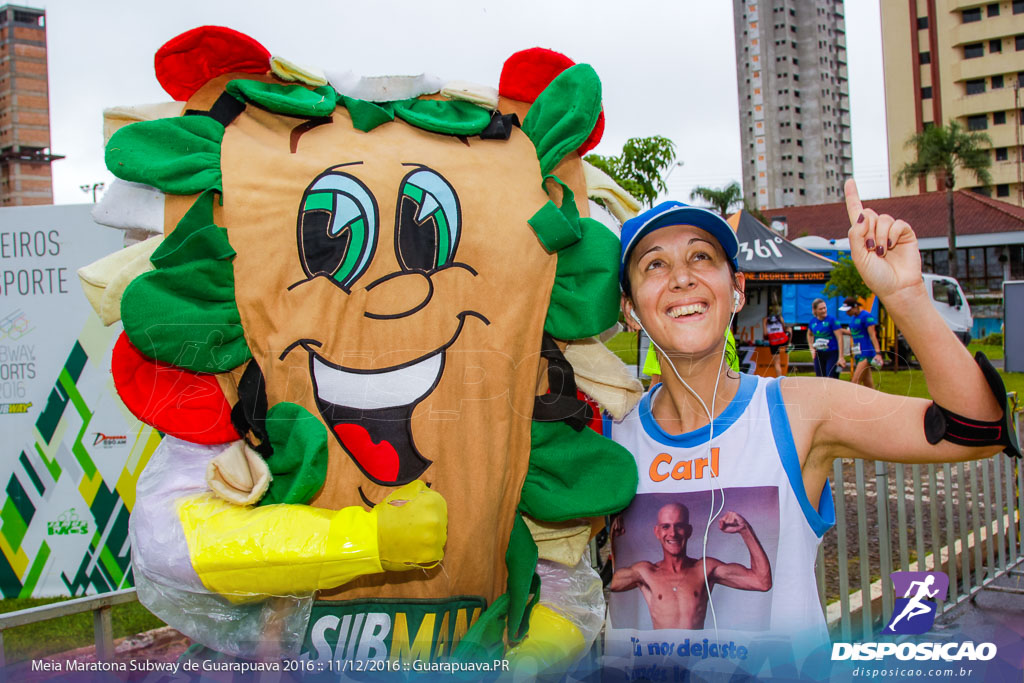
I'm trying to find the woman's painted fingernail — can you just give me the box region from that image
[857,213,864,224]
[875,245,885,256]
[887,239,892,249]
[866,239,875,249]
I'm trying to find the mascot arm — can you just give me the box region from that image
[178,480,447,598]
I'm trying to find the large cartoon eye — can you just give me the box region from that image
[297,170,378,289]
[395,167,460,272]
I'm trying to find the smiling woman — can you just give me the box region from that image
[604,189,1017,679]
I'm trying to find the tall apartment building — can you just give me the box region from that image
[0,5,58,206]
[882,1,1024,206]
[733,0,853,211]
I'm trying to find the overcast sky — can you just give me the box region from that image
[38,0,888,206]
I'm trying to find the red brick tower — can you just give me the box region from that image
[0,5,60,206]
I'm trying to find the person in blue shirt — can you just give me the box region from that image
[806,298,845,379]
[840,296,883,389]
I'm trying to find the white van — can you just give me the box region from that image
[924,273,973,344]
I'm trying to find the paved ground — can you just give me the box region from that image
[934,559,1024,637]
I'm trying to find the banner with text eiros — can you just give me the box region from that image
[0,204,161,598]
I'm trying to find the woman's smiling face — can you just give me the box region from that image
[624,224,742,359]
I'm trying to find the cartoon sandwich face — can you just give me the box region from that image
[215,101,561,583]
[220,107,554,501]
[98,26,637,657]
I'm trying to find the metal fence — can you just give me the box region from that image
[816,394,1024,640]
[0,587,137,668]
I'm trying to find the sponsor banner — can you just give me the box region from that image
[0,205,161,598]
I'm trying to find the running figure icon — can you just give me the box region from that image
[883,571,949,634]
[888,575,939,629]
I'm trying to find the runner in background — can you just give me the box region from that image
[839,297,883,389]
[806,298,845,379]
[762,306,790,377]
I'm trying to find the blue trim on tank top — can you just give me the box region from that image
[766,378,836,537]
[638,372,758,447]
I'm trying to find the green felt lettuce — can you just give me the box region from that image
[522,64,602,176]
[527,175,582,253]
[503,515,541,642]
[149,211,235,270]
[338,96,395,132]
[120,191,251,373]
[106,116,224,194]
[392,98,493,136]
[226,80,336,118]
[451,593,509,663]
[520,420,638,522]
[544,216,622,340]
[258,402,329,506]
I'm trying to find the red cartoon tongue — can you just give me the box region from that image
[333,424,400,482]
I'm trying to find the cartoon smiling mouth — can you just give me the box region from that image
[310,349,442,485]
[297,310,488,487]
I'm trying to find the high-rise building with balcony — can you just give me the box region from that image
[881,1,1024,206]
[0,4,59,206]
[733,0,853,210]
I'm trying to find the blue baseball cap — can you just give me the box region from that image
[619,201,739,288]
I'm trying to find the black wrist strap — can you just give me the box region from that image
[924,404,1008,446]
[923,352,1021,458]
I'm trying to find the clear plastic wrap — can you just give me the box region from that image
[130,436,313,658]
[134,574,312,659]
[536,554,606,651]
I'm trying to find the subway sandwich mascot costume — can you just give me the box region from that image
[79,26,642,671]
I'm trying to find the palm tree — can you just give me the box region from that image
[895,121,992,280]
[689,181,743,218]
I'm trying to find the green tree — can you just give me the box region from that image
[689,181,742,218]
[823,256,871,300]
[585,136,676,208]
[895,121,992,280]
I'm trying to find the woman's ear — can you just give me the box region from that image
[733,272,746,312]
[621,294,640,332]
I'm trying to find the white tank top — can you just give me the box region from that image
[603,373,835,680]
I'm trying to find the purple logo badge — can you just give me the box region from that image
[882,571,950,635]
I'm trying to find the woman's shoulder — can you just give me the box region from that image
[774,375,833,424]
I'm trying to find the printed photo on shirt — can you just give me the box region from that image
[609,487,780,631]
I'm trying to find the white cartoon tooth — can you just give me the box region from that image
[312,352,443,410]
